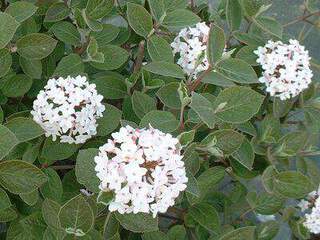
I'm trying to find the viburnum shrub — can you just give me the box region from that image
[0,0,320,239]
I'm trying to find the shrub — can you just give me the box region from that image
[0,0,319,239]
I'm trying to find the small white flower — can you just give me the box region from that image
[94,126,188,217]
[254,39,313,100]
[171,22,210,79]
[31,75,105,144]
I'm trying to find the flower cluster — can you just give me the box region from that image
[31,76,105,144]
[254,39,313,100]
[171,22,210,79]
[94,126,188,217]
[298,186,320,234]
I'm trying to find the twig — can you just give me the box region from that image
[189,66,212,92]
[179,106,186,132]
[283,10,320,27]
[190,0,195,11]
[133,40,145,73]
[158,213,181,221]
[51,165,75,170]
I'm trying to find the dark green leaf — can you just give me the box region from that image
[143,61,185,79]
[189,203,220,233]
[53,54,84,77]
[0,12,19,49]
[97,104,122,136]
[0,125,19,160]
[0,48,12,77]
[51,21,81,46]
[207,24,225,65]
[5,1,38,23]
[132,91,157,119]
[162,9,201,30]
[115,212,158,233]
[147,36,173,62]
[44,2,70,22]
[140,110,179,133]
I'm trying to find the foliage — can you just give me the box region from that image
[0,0,319,239]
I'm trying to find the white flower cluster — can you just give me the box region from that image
[298,186,320,234]
[254,39,313,100]
[94,126,188,217]
[171,22,210,79]
[31,76,105,144]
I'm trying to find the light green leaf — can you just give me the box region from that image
[226,0,242,31]
[218,226,256,240]
[207,24,225,65]
[126,2,153,38]
[86,0,113,19]
[0,12,19,49]
[147,36,174,62]
[97,104,122,136]
[0,49,12,77]
[1,74,33,97]
[144,61,185,79]
[5,1,38,23]
[17,33,58,59]
[115,212,158,233]
[44,2,70,22]
[75,148,100,193]
[213,86,264,123]
[58,194,94,235]
[273,171,313,199]
[0,125,19,160]
[51,21,81,46]
[132,91,157,119]
[190,93,216,129]
[5,117,44,142]
[19,57,42,79]
[0,160,47,194]
[53,54,84,77]
[162,9,200,30]
[140,110,179,133]
[215,58,258,84]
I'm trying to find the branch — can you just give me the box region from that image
[133,40,145,73]
[189,66,212,92]
[283,10,320,27]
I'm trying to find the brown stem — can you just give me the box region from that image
[190,0,195,10]
[179,106,185,132]
[133,40,145,73]
[51,165,75,170]
[189,66,212,92]
[283,10,320,27]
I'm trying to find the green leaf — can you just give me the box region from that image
[17,33,58,60]
[148,0,165,22]
[147,36,174,62]
[51,21,81,46]
[5,117,44,142]
[253,16,283,39]
[186,171,200,197]
[167,225,186,240]
[232,138,255,170]
[0,125,19,160]
[86,0,113,20]
[178,130,195,147]
[189,203,220,233]
[236,46,258,66]
[0,12,19,49]
[156,82,181,109]
[97,191,114,206]
[0,188,11,210]
[213,86,264,123]
[0,48,12,77]
[132,91,157,119]
[5,1,38,23]
[19,57,42,79]
[0,160,47,194]
[190,93,216,129]
[82,9,103,32]
[256,221,279,240]
[162,9,201,30]
[215,58,258,84]
[97,104,122,136]
[86,37,104,63]
[273,171,313,199]
[44,2,70,22]
[0,107,3,124]
[144,61,185,79]
[202,71,236,87]
[262,166,278,193]
[126,2,153,38]
[91,24,120,48]
[218,226,256,240]
[40,168,63,202]
[207,24,225,65]
[20,189,39,206]
[42,198,61,229]
[140,110,179,133]
[1,74,33,97]
[75,148,100,193]
[58,194,94,236]
[142,231,168,240]
[240,0,264,17]
[254,193,284,215]
[0,207,17,223]
[202,129,244,155]
[163,0,188,11]
[91,45,129,70]
[276,132,308,157]
[226,0,242,31]
[41,137,79,164]
[92,74,127,99]
[115,212,158,233]
[53,53,84,77]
